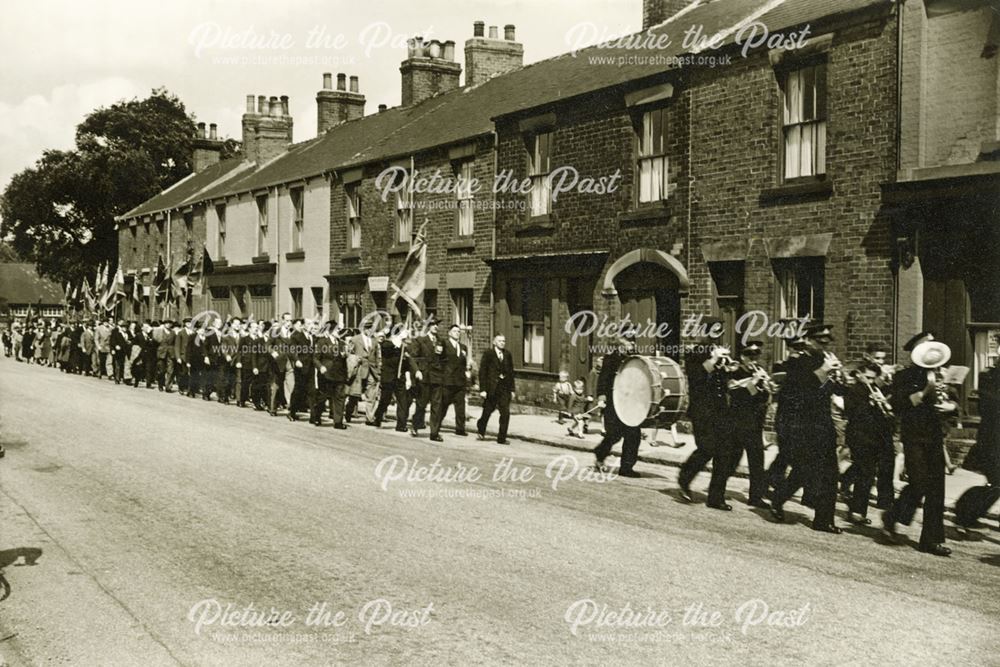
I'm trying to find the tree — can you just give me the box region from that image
[0,88,238,286]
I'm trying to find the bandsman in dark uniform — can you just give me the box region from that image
[843,362,895,525]
[882,332,956,556]
[767,334,807,492]
[593,334,641,477]
[678,320,737,507]
[770,323,844,534]
[726,340,772,508]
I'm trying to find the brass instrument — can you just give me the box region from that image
[747,360,780,395]
[712,345,741,372]
[931,367,957,414]
[861,375,894,417]
[910,340,957,413]
[823,351,846,385]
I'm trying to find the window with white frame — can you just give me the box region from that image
[522,280,545,367]
[775,257,825,356]
[338,291,362,329]
[216,203,226,259]
[395,170,412,245]
[346,184,361,250]
[311,287,324,319]
[455,160,475,237]
[256,195,269,255]
[528,132,552,216]
[451,289,473,328]
[637,107,669,203]
[782,63,827,181]
[290,187,304,251]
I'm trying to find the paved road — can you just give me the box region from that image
[1,359,999,666]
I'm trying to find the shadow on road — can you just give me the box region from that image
[0,547,44,602]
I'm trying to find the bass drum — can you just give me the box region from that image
[612,355,688,428]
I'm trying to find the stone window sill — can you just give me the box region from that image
[620,201,672,226]
[447,238,476,251]
[285,250,305,261]
[759,178,832,204]
[252,255,270,264]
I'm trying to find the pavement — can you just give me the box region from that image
[2,359,999,665]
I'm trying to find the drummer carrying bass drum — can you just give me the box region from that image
[594,334,641,477]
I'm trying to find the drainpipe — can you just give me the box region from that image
[273,185,280,319]
[892,0,906,360]
[490,133,497,343]
[166,210,171,321]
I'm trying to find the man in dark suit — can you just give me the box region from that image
[217,318,241,404]
[593,335,641,477]
[371,328,411,431]
[476,333,515,444]
[141,321,158,388]
[429,324,470,442]
[109,320,129,385]
[409,319,440,435]
[175,318,193,395]
[312,326,349,428]
[187,324,207,399]
[267,319,292,416]
[287,319,314,421]
[154,321,176,391]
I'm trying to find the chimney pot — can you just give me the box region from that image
[505,24,516,41]
[269,96,279,117]
[412,36,424,57]
[443,40,455,61]
[428,40,442,59]
[246,94,255,112]
[197,122,207,139]
[257,95,266,113]
[322,72,333,89]
[488,25,498,39]
[337,73,347,90]
[473,21,484,37]
[280,95,289,115]
[209,123,218,140]
[349,75,359,93]
[378,104,387,113]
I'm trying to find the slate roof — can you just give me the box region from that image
[0,263,65,304]
[126,0,890,211]
[119,157,251,221]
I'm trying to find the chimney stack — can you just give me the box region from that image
[642,0,691,29]
[317,73,366,134]
[242,93,294,164]
[400,35,462,106]
[192,120,222,172]
[465,20,523,87]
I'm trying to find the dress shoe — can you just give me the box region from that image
[881,512,899,539]
[367,420,380,427]
[847,512,872,526]
[454,431,468,437]
[310,418,321,426]
[706,501,733,511]
[430,435,444,442]
[269,410,278,417]
[918,543,951,557]
[875,500,892,511]
[476,433,486,441]
[618,469,641,478]
[410,427,419,437]
[287,413,299,422]
[497,439,509,445]
[812,523,843,534]
[769,505,786,522]
[594,458,609,473]
[748,498,770,509]
[678,483,694,503]
[333,423,347,430]
[394,427,408,433]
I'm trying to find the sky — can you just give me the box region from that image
[0,0,639,195]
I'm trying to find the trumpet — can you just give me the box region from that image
[931,368,958,414]
[711,345,741,372]
[861,375,894,417]
[822,351,846,384]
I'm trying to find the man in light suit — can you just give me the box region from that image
[476,334,515,445]
[79,322,95,376]
[429,324,471,442]
[347,323,381,423]
[94,318,112,378]
[154,321,176,392]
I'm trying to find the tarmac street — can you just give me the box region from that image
[1,359,999,665]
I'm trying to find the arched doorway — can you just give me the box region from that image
[604,249,686,358]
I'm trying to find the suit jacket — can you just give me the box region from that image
[175,328,192,363]
[221,333,241,367]
[267,330,292,375]
[315,336,349,383]
[187,333,206,369]
[478,347,514,396]
[288,330,316,372]
[410,334,442,385]
[157,329,176,359]
[109,328,130,356]
[95,324,112,353]
[80,329,95,354]
[350,333,381,383]
[203,331,223,366]
[379,339,406,384]
[438,338,469,388]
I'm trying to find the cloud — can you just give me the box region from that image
[0,77,146,193]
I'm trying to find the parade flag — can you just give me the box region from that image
[188,246,214,297]
[104,266,125,311]
[83,277,95,313]
[389,219,427,318]
[172,259,190,298]
[131,274,141,303]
